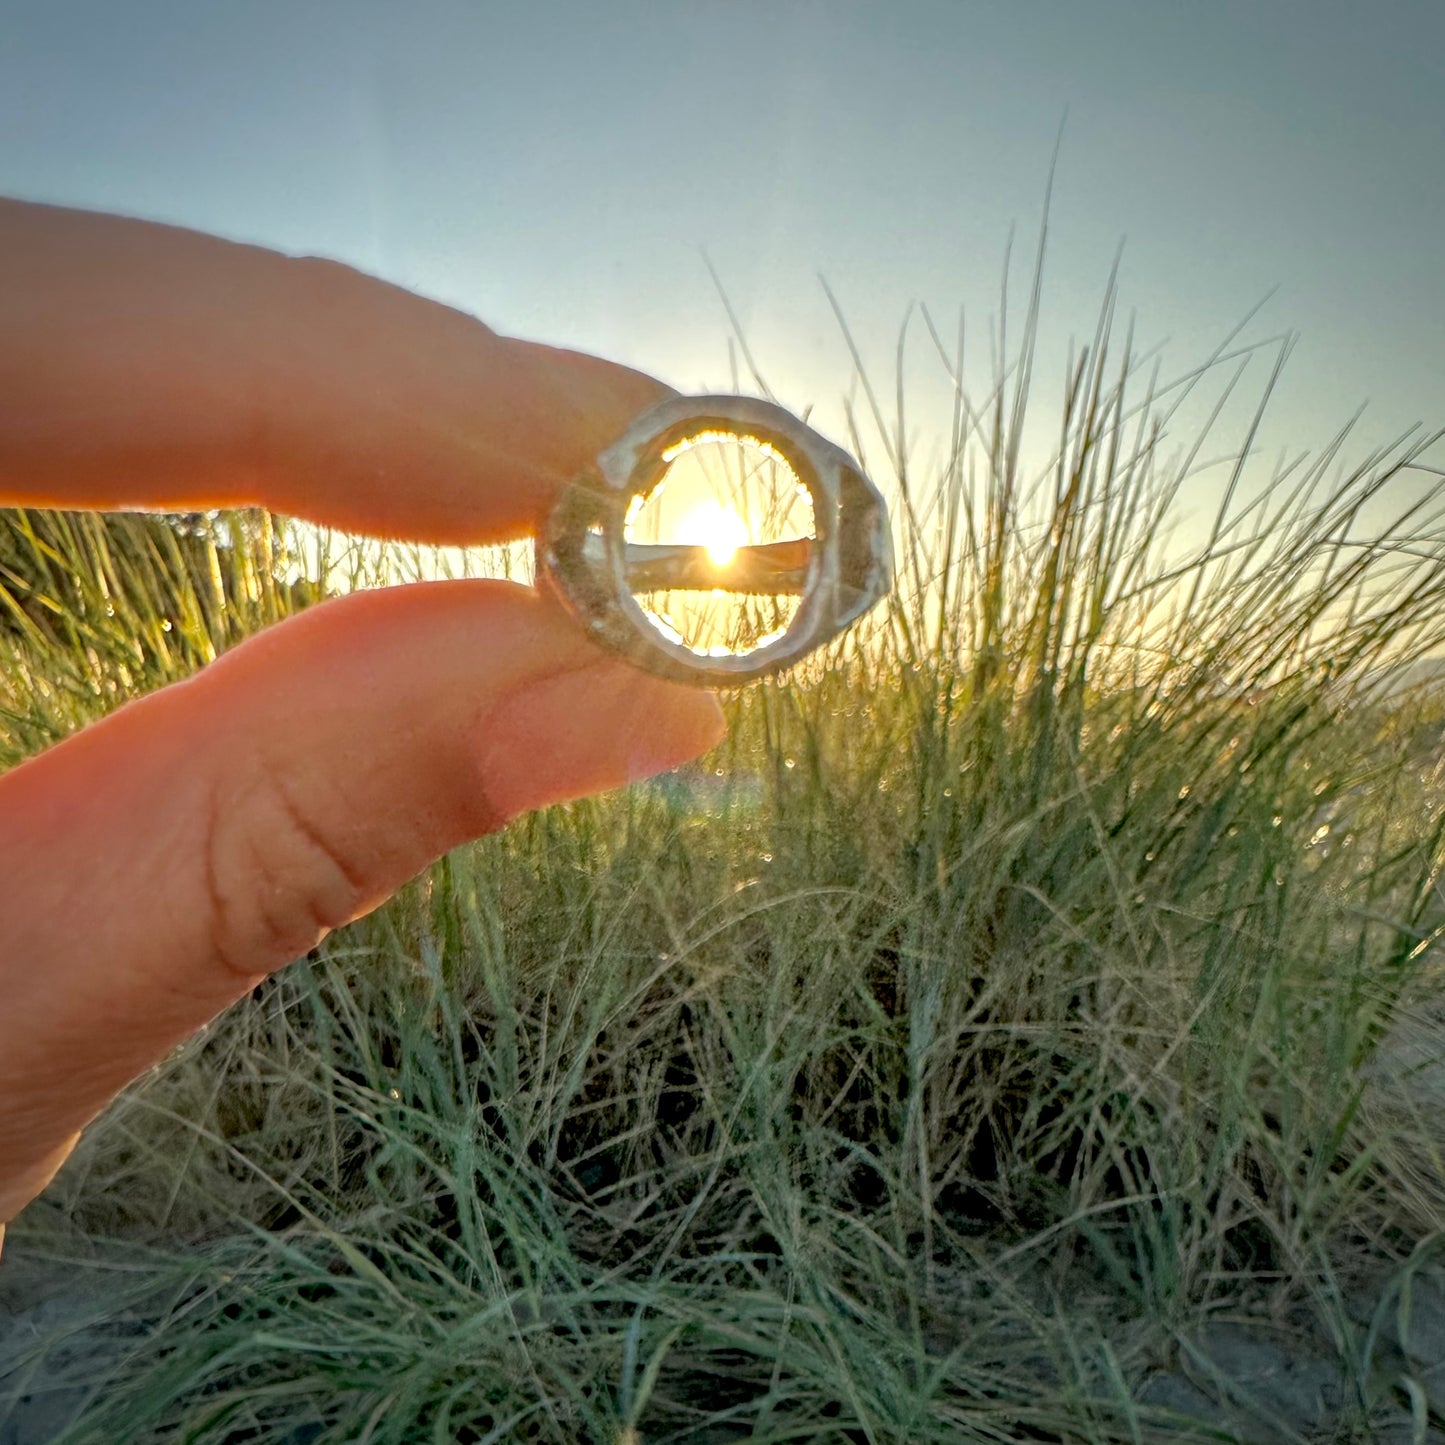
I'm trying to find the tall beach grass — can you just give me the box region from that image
[3,255,1445,1442]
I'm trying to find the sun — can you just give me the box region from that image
[679,501,749,568]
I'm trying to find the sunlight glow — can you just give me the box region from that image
[677,501,749,567]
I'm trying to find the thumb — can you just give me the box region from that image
[0,581,724,1218]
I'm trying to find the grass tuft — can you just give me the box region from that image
[5,256,1445,1442]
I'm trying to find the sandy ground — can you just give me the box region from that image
[0,1243,162,1445]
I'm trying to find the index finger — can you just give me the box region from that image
[0,199,671,544]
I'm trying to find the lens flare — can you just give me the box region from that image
[694,504,749,567]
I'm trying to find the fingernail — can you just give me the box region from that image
[476,662,726,823]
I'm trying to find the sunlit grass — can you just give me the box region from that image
[3,250,1445,1442]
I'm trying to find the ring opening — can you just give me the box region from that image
[621,431,816,659]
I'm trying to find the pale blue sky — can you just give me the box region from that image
[4,0,1442,507]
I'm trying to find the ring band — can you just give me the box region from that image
[536,395,892,686]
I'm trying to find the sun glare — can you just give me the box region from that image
[677,502,749,568]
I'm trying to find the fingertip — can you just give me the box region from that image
[475,662,726,823]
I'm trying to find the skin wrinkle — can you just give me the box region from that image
[202,771,302,988]
[200,773,254,990]
[205,742,367,983]
[264,763,370,897]
[196,643,537,986]
[239,822,334,974]
[197,647,650,988]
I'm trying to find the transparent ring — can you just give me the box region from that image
[535,394,893,686]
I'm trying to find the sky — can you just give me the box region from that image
[3,0,1443,534]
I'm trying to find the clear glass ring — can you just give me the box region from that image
[536,395,892,686]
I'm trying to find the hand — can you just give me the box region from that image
[0,201,726,1235]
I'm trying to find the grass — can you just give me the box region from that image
[4,252,1445,1442]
